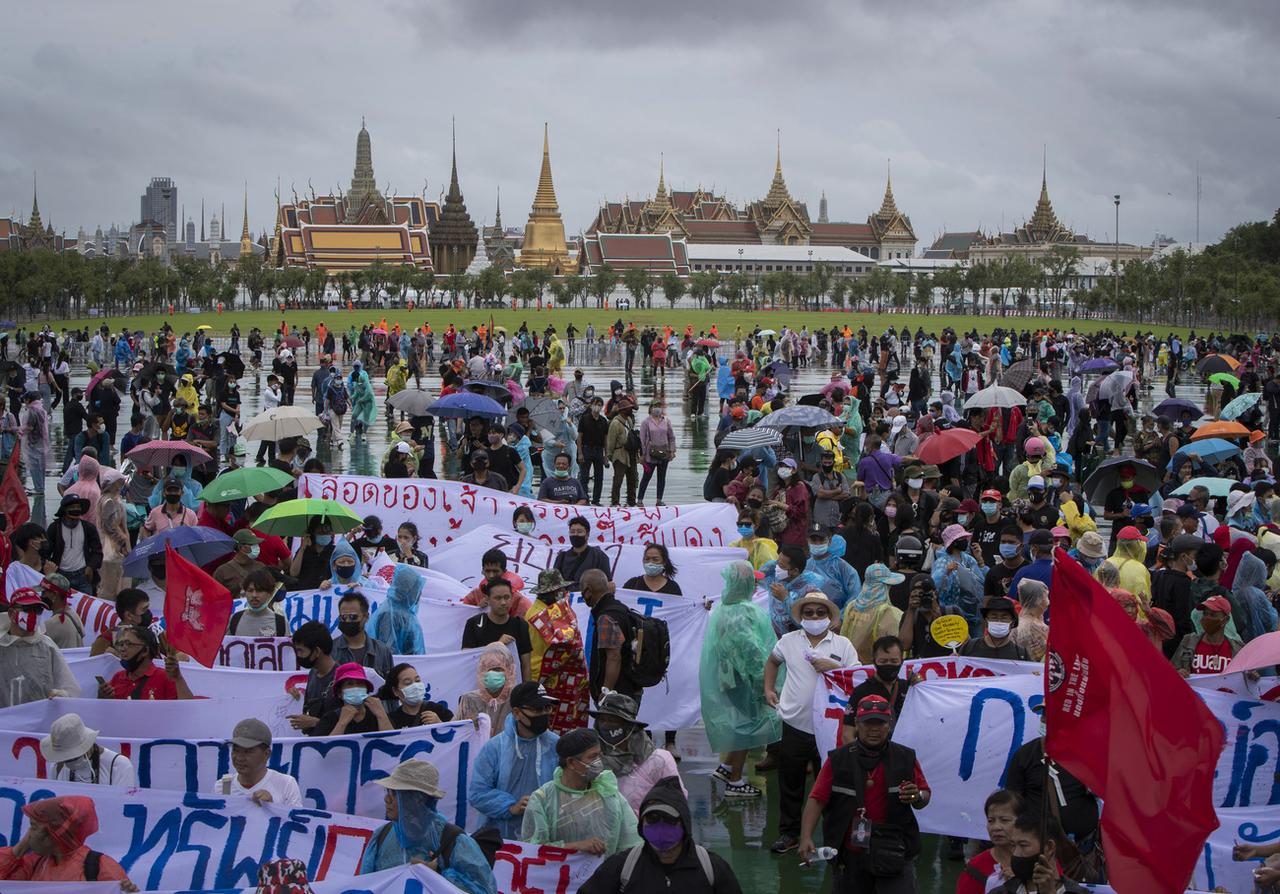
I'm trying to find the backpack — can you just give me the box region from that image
[619,842,713,891]
[229,609,287,637]
[622,607,670,689]
[375,821,502,870]
[327,385,349,415]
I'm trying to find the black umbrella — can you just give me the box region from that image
[1196,354,1239,377]
[1082,456,1160,507]
[1001,358,1036,391]
[218,352,246,378]
[797,392,825,407]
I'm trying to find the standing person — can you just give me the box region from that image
[97,626,192,700]
[524,570,591,732]
[40,713,135,787]
[606,398,639,507]
[462,577,533,682]
[94,471,129,601]
[637,400,675,506]
[331,590,393,678]
[377,663,452,728]
[701,561,779,799]
[227,569,288,637]
[1151,533,1203,658]
[552,516,612,588]
[958,597,1032,660]
[287,621,338,735]
[580,569,641,704]
[577,396,609,505]
[957,790,1025,894]
[763,592,859,854]
[313,663,394,736]
[213,718,303,807]
[37,575,83,649]
[0,796,135,885]
[368,565,427,655]
[0,590,81,707]
[469,681,561,839]
[20,391,51,525]
[591,692,685,812]
[255,375,282,465]
[43,495,101,596]
[1172,594,1243,675]
[798,695,931,892]
[457,643,517,734]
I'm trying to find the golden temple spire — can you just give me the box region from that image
[765,130,792,208]
[532,123,560,212]
[28,173,42,232]
[649,154,671,213]
[519,123,569,272]
[239,184,253,258]
[1029,147,1059,235]
[878,159,899,218]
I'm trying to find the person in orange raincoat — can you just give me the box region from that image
[0,796,135,886]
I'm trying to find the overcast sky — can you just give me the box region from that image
[2,0,1276,251]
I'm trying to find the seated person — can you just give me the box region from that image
[313,663,394,736]
[461,577,532,682]
[377,662,454,729]
[590,692,685,814]
[457,643,516,735]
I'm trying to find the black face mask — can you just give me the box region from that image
[569,534,588,549]
[523,713,551,736]
[338,619,362,637]
[119,652,148,674]
[597,725,630,747]
[746,498,763,509]
[875,663,902,683]
[137,610,154,628]
[296,653,317,670]
[1010,854,1039,884]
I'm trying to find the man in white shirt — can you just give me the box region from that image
[215,718,303,807]
[763,592,858,855]
[40,713,135,787]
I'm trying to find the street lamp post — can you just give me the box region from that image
[738,247,745,309]
[1113,195,1121,311]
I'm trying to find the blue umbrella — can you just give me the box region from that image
[1172,476,1235,498]
[1168,437,1242,472]
[426,392,507,419]
[123,527,236,578]
[1220,391,1262,421]
[1080,357,1118,373]
[1152,398,1201,422]
[762,360,792,389]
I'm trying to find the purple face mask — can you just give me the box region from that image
[641,819,684,851]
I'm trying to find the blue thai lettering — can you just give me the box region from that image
[959,688,1025,785]
[121,803,184,889]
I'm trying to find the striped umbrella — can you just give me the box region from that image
[720,427,784,451]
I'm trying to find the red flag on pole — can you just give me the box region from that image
[1045,547,1223,893]
[0,443,31,535]
[163,542,232,668]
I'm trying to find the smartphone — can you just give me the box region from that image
[95,675,107,687]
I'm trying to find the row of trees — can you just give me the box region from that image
[2,211,1277,328]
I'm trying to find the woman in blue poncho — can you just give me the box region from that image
[349,362,377,439]
[367,565,427,654]
[321,539,374,590]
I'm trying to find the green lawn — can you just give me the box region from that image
[44,306,1183,338]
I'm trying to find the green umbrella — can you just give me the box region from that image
[254,498,363,536]
[198,467,296,502]
[1208,372,1241,389]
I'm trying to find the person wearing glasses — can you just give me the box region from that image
[95,626,193,700]
[330,590,393,678]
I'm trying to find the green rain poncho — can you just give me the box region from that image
[520,768,641,856]
[699,560,782,752]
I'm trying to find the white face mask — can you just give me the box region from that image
[778,468,793,480]
[907,478,924,490]
[800,618,831,637]
[987,620,1012,639]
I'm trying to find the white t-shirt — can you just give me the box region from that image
[771,629,858,734]
[52,746,135,788]
[214,768,303,807]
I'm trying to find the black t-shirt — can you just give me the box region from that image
[850,676,909,718]
[483,444,523,486]
[461,613,532,655]
[1025,499,1058,531]
[578,413,610,450]
[314,707,384,737]
[704,467,736,501]
[1152,569,1194,658]
[352,534,397,566]
[958,636,1030,661]
[971,513,1008,567]
[294,544,335,590]
[985,559,1025,599]
[387,702,454,729]
[621,575,683,595]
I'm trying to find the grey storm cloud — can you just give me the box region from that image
[1,0,1276,251]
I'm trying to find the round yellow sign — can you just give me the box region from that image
[930,615,970,650]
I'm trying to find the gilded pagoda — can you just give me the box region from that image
[518,125,574,274]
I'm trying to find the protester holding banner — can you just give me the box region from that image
[288,620,338,733]
[470,681,562,838]
[378,662,453,728]
[98,625,192,700]
[1,588,81,706]
[314,662,394,736]
[957,597,1030,661]
[462,577,533,681]
[40,712,135,787]
[332,589,393,676]
[215,718,303,806]
[457,642,516,734]
[553,516,613,588]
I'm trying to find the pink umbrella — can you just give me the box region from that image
[1225,631,1280,676]
[371,327,388,336]
[126,440,211,468]
[86,367,124,396]
[282,335,303,348]
[504,379,526,404]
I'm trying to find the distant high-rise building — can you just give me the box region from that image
[140,177,179,243]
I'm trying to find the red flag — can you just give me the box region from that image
[163,542,232,668]
[0,443,31,535]
[1045,547,1222,893]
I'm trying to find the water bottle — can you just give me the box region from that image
[804,846,839,866]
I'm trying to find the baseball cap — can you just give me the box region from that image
[1028,529,1054,546]
[852,695,893,723]
[510,681,559,709]
[1196,594,1233,614]
[1027,475,1046,490]
[1050,526,1070,539]
[228,718,272,748]
[958,499,979,514]
[232,529,263,545]
[895,534,924,556]
[981,488,1003,501]
[1176,503,1200,518]
[1116,525,1145,541]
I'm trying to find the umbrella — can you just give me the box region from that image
[1220,391,1263,421]
[241,406,324,441]
[1169,437,1242,471]
[126,439,211,468]
[720,427,783,451]
[762,360,792,389]
[218,352,245,378]
[1171,476,1235,498]
[387,389,435,414]
[757,405,842,429]
[1082,456,1160,506]
[123,527,235,578]
[1152,398,1202,422]
[518,396,562,433]
[282,335,304,349]
[199,466,295,502]
[756,329,778,337]
[916,428,982,465]
[1000,358,1036,391]
[492,326,507,335]
[0,320,16,329]
[1098,370,1134,402]
[1190,420,1251,441]
[962,385,1027,410]
[1197,354,1240,376]
[427,391,507,419]
[1080,357,1119,373]
[1208,372,1241,390]
[86,367,124,396]
[797,392,826,407]
[696,338,721,348]
[462,380,513,403]
[371,327,388,336]
[1226,630,1280,675]
[254,498,363,537]
[195,324,213,331]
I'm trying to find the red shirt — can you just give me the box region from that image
[957,849,1000,894]
[252,527,291,569]
[108,665,178,700]
[809,751,930,848]
[1191,637,1234,674]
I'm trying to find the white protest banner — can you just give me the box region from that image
[299,473,740,547]
[0,695,298,739]
[2,865,455,894]
[1195,805,1279,894]
[0,716,489,821]
[809,657,1043,753]
[430,525,745,598]
[493,840,603,894]
[239,589,482,651]
[6,561,123,638]
[218,635,299,669]
[0,775,394,890]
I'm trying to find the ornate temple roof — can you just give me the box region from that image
[763,135,794,209]
[430,122,479,258]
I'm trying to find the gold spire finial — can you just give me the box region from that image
[240,183,253,257]
[1029,149,1060,236]
[878,159,899,218]
[532,123,559,212]
[765,131,792,207]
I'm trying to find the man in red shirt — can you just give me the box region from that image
[799,696,930,891]
[1172,594,1242,676]
[97,626,193,701]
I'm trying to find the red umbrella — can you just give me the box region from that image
[126,440,211,468]
[282,335,303,348]
[696,338,720,348]
[916,428,982,464]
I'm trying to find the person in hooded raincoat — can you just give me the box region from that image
[321,539,373,591]
[699,561,780,797]
[367,565,426,654]
[174,373,199,412]
[456,642,516,735]
[0,589,82,707]
[591,692,685,813]
[839,563,905,662]
[806,532,863,612]
[360,760,496,894]
[349,362,376,436]
[0,795,132,884]
[715,357,735,408]
[1234,548,1278,642]
[1107,529,1152,613]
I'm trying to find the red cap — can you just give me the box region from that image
[1117,525,1145,541]
[958,499,980,514]
[1196,594,1232,614]
[981,489,1003,501]
[10,588,45,608]
[854,695,894,722]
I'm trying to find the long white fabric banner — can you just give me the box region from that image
[0,866,454,894]
[299,473,741,547]
[0,716,489,822]
[493,841,602,894]
[0,695,298,740]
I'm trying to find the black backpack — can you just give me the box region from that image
[620,607,670,689]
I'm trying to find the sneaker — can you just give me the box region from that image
[724,780,762,799]
[770,836,798,855]
[711,764,734,785]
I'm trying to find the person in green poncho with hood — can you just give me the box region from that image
[700,560,780,800]
[521,728,641,856]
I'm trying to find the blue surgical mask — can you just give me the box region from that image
[643,562,664,577]
[999,543,1019,560]
[314,535,333,546]
[957,515,970,527]
[482,670,507,692]
[342,688,367,707]
[810,543,829,557]
[399,681,426,705]
[737,525,755,537]
[981,501,999,516]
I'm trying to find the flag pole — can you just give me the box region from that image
[1040,552,1056,857]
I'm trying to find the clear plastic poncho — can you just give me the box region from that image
[367,565,426,654]
[699,560,782,752]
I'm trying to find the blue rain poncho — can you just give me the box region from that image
[699,561,781,752]
[359,789,496,894]
[716,357,735,400]
[368,564,427,654]
[350,364,377,430]
[328,539,373,589]
[807,535,864,611]
[1234,549,1279,642]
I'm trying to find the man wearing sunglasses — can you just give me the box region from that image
[0,588,81,707]
[43,495,102,597]
[331,591,393,678]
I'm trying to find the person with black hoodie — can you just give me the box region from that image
[579,777,742,894]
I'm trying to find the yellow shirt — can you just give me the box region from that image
[730,536,778,570]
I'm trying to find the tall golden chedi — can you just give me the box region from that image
[518,124,572,274]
